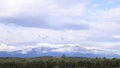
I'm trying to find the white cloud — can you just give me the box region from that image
[0,0,120,57]
[90,22,120,31]
[1,42,120,55]
[0,43,78,53]
[90,3,100,8]
[94,42,120,55]
[0,43,17,52]
[0,0,88,17]
[0,0,91,30]
[0,21,120,54]
[0,22,120,55]
[0,43,32,54]
[108,0,119,4]
[0,23,89,44]
[112,35,120,39]
[0,43,112,55]
[89,6,120,22]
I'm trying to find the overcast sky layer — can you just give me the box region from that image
[0,0,120,57]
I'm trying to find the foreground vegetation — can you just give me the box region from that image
[0,56,120,68]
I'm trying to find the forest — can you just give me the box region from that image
[0,56,120,68]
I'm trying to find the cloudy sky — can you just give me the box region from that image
[0,0,120,57]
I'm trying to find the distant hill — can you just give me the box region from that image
[0,56,90,60]
[0,49,120,58]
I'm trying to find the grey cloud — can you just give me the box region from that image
[63,24,90,30]
[55,0,89,6]
[0,17,90,30]
[0,16,49,28]
[87,35,120,42]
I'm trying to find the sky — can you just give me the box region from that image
[0,0,120,57]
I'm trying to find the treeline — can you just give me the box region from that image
[0,57,120,68]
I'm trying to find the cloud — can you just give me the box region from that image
[0,0,120,57]
[0,43,112,55]
[0,0,90,30]
[0,23,89,44]
[108,0,120,4]
[1,42,120,55]
[89,5,120,22]
[96,42,120,55]
[0,17,90,30]
[90,3,100,8]
[112,35,120,39]
[0,21,120,49]
[0,0,88,18]
[0,23,120,55]
[0,43,34,54]
[0,43,17,52]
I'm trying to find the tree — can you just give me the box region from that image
[61,54,66,59]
